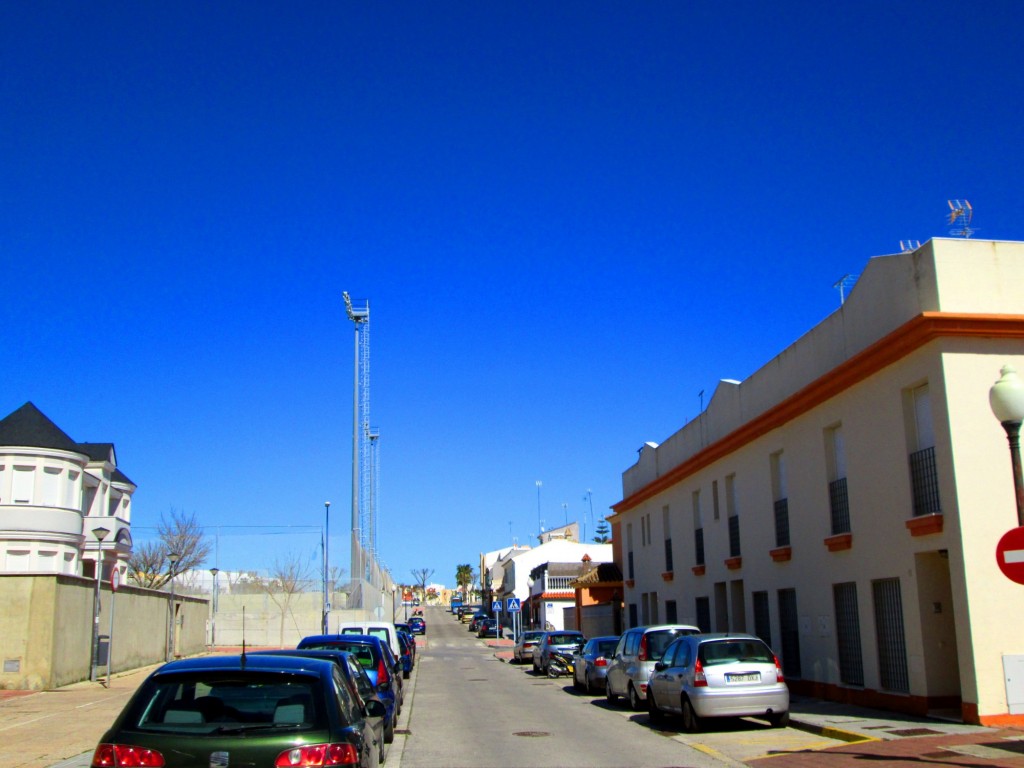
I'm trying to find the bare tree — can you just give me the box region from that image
[410,568,434,598]
[126,508,212,590]
[259,554,312,646]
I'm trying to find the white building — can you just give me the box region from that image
[0,402,133,580]
[611,238,1024,725]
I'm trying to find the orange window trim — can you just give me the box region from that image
[611,313,1024,517]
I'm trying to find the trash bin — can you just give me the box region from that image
[97,634,110,667]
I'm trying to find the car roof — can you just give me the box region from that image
[153,654,333,677]
[299,633,385,650]
[628,624,701,633]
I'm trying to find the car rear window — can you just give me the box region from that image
[547,634,583,645]
[596,639,618,656]
[128,673,325,734]
[698,639,774,666]
[646,630,690,659]
[300,642,377,669]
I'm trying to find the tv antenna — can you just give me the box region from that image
[899,240,921,252]
[833,274,858,305]
[947,200,975,238]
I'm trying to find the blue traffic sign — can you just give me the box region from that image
[506,597,521,613]
[491,600,502,612]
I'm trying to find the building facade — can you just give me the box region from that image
[0,402,134,581]
[610,239,1024,724]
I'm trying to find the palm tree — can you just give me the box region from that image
[455,564,473,598]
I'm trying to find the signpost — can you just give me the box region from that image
[997,526,1024,585]
[107,569,120,686]
[506,597,521,641]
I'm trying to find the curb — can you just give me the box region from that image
[787,718,878,744]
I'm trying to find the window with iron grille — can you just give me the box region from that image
[829,477,851,534]
[665,599,678,623]
[774,498,790,547]
[833,582,864,686]
[728,514,741,557]
[695,596,711,633]
[909,446,941,517]
[664,537,673,572]
[778,588,802,678]
[694,527,705,565]
[628,603,638,629]
[753,590,771,648]
[872,577,909,693]
[627,550,634,580]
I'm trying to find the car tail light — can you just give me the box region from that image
[693,658,708,687]
[594,657,608,667]
[92,744,165,767]
[275,743,359,766]
[377,657,391,686]
[773,654,785,683]
[638,634,648,662]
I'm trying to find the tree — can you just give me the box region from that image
[410,568,434,597]
[593,520,611,543]
[455,564,472,596]
[257,554,312,646]
[127,508,212,589]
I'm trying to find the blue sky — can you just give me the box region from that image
[3,2,1022,587]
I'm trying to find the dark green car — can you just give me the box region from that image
[91,655,386,768]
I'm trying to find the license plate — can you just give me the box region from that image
[726,672,760,683]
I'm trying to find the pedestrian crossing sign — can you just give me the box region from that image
[491,600,502,612]
[506,597,521,613]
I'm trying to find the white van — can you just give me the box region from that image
[337,620,401,660]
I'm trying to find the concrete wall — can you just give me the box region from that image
[0,574,208,690]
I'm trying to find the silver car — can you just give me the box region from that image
[605,624,700,710]
[572,636,619,694]
[512,630,545,664]
[532,631,585,675]
[647,633,789,731]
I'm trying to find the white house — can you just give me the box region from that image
[0,402,134,581]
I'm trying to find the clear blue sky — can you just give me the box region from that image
[3,2,1022,586]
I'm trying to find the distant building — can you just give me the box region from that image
[0,402,134,580]
[611,239,1024,724]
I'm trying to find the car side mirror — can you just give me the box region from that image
[654,662,667,672]
[365,699,386,719]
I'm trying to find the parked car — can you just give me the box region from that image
[248,649,386,762]
[336,620,402,661]
[647,633,790,731]
[297,634,402,741]
[92,654,386,768]
[408,616,426,635]
[572,635,620,693]
[532,631,585,675]
[468,612,490,632]
[476,618,501,638]
[605,624,701,710]
[512,630,545,664]
[396,631,414,679]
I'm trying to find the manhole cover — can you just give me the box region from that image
[468,678,488,682]
[887,728,943,737]
[513,731,550,738]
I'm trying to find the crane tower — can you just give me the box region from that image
[343,292,378,604]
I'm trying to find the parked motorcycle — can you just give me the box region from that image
[547,650,575,678]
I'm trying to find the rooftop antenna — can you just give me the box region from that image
[899,240,921,252]
[947,199,976,238]
[833,274,858,305]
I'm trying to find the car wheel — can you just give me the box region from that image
[403,669,410,680]
[585,671,595,695]
[768,711,790,728]
[647,690,665,725]
[605,680,618,704]
[572,670,583,691]
[628,683,643,711]
[378,735,386,765]
[681,697,701,733]
[384,713,395,743]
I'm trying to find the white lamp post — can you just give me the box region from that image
[90,526,110,682]
[323,501,331,634]
[166,552,180,661]
[990,364,1024,526]
[209,567,219,647]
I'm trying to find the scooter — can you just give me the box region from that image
[547,650,575,678]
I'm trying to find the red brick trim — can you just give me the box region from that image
[661,571,674,582]
[725,556,742,570]
[691,565,706,576]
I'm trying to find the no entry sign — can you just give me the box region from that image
[996,527,1024,584]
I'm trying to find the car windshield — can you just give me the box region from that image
[547,634,583,646]
[647,630,688,659]
[300,642,377,669]
[128,673,324,734]
[595,639,618,656]
[699,639,774,666]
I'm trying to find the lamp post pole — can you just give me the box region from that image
[990,364,1024,526]
[166,552,180,661]
[391,585,397,622]
[209,567,219,648]
[323,501,331,634]
[90,526,110,683]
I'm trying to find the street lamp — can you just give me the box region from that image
[90,526,110,683]
[323,501,331,634]
[391,584,397,622]
[166,551,180,661]
[990,364,1024,526]
[209,567,219,648]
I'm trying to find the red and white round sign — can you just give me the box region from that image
[110,569,120,592]
[996,527,1024,585]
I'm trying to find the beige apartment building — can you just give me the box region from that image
[610,238,1024,725]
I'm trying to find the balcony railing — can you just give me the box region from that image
[774,498,790,547]
[909,447,941,517]
[829,477,850,534]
